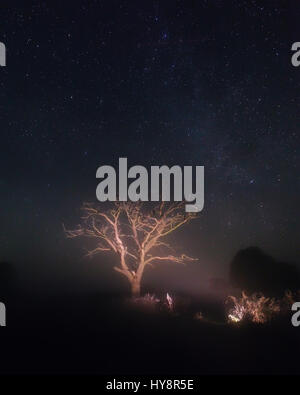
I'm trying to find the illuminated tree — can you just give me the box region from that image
[64,201,197,297]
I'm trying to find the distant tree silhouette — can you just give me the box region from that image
[229,247,300,296]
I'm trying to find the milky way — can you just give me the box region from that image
[0,1,299,290]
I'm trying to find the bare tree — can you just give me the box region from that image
[64,201,197,297]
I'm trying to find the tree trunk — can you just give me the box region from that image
[131,279,141,297]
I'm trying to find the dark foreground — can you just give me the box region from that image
[0,292,299,375]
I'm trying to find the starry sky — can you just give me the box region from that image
[0,1,299,293]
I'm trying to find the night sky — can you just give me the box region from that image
[0,1,299,294]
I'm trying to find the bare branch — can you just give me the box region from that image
[145,254,198,265]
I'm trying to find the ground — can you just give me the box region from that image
[0,292,299,375]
